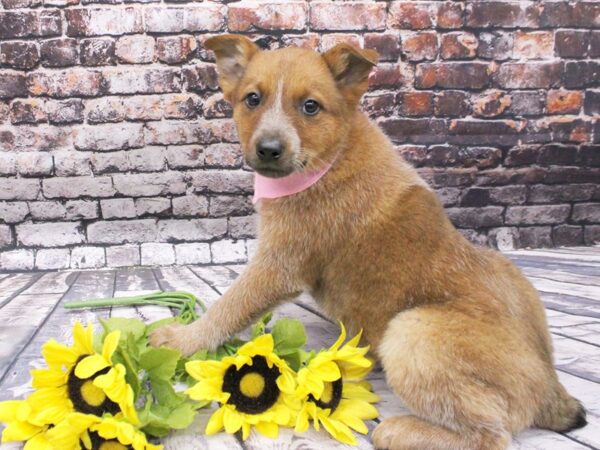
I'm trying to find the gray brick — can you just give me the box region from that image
[141,242,174,266]
[211,239,246,264]
[17,153,53,176]
[157,218,227,242]
[66,200,98,220]
[53,151,91,177]
[0,153,17,175]
[572,203,600,224]
[127,147,166,172]
[175,243,210,265]
[35,248,70,270]
[100,198,136,219]
[0,178,40,200]
[188,170,253,194]
[29,201,66,220]
[113,172,185,197]
[172,195,208,217]
[0,225,12,249]
[228,215,257,239]
[106,244,140,267]
[209,195,253,217]
[43,176,115,199]
[135,197,171,216]
[165,145,204,169]
[87,219,157,244]
[74,123,144,151]
[0,249,34,271]
[519,226,552,248]
[446,206,504,228]
[16,222,84,247]
[71,246,105,269]
[505,205,571,226]
[0,202,29,223]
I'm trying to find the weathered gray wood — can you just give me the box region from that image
[522,267,600,288]
[0,273,43,308]
[0,270,114,402]
[528,277,600,302]
[508,249,600,264]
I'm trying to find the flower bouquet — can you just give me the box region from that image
[0,292,379,449]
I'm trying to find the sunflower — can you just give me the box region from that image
[45,412,162,450]
[27,322,138,426]
[185,334,299,440]
[294,324,379,445]
[0,400,52,450]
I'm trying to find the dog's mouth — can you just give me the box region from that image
[253,165,294,178]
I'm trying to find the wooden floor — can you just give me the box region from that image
[0,246,599,450]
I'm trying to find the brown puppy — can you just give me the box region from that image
[150,35,586,449]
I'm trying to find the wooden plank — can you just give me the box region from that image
[543,293,600,319]
[22,271,77,294]
[188,265,238,295]
[507,250,600,264]
[527,277,600,302]
[509,256,600,277]
[521,267,600,288]
[0,270,115,402]
[155,266,221,308]
[553,334,600,383]
[0,273,43,308]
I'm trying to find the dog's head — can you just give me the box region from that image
[205,35,378,178]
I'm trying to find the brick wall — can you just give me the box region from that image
[0,1,599,271]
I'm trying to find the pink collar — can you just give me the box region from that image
[252,161,334,204]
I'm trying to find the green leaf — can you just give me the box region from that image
[251,312,273,339]
[140,347,181,382]
[281,350,302,372]
[272,318,306,355]
[165,402,197,430]
[146,317,180,335]
[100,318,147,343]
[152,380,185,408]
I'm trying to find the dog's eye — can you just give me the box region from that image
[302,99,320,116]
[245,92,261,109]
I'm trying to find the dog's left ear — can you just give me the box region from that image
[323,44,379,106]
[205,34,259,102]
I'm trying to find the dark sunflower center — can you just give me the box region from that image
[222,355,280,414]
[309,378,343,412]
[67,355,119,416]
[88,432,132,450]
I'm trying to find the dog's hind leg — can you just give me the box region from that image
[372,304,547,450]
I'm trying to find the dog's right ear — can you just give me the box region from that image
[204,35,259,102]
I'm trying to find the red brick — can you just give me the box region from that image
[0,10,61,39]
[513,31,553,59]
[564,61,600,88]
[449,119,525,146]
[402,32,438,61]
[434,91,470,117]
[416,62,492,89]
[0,41,39,69]
[555,31,590,58]
[281,34,320,50]
[397,92,433,117]
[319,34,361,52]
[379,118,447,145]
[547,90,583,114]
[496,62,562,89]
[229,2,307,32]
[115,35,155,64]
[541,2,600,28]
[185,5,227,32]
[466,2,540,28]
[103,67,180,95]
[156,36,196,64]
[66,8,142,36]
[310,2,386,31]
[203,93,233,119]
[40,38,79,67]
[478,32,513,61]
[437,2,464,29]
[182,63,219,92]
[163,94,198,120]
[369,63,413,89]
[440,32,478,60]
[362,92,396,117]
[388,3,433,30]
[472,91,511,118]
[28,69,104,98]
[364,33,401,62]
[80,38,115,66]
[10,99,46,124]
[0,71,28,99]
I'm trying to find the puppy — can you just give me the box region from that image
[151,35,586,449]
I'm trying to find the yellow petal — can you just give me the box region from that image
[276,370,296,394]
[329,323,347,352]
[205,406,225,435]
[342,382,380,403]
[223,407,243,434]
[42,340,78,369]
[320,415,357,446]
[73,322,94,355]
[23,432,53,450]
[102,331,121,362]
[241,422,251,441]
[255,421,278,439]
[0,400,29,422]
[30,368,68,389]
[75,354,109,379]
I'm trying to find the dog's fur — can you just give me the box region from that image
[150,36,586,449]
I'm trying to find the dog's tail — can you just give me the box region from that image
[534,382,587,432]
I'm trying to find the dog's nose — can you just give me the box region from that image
[256,138,283,162]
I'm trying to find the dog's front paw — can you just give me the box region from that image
[149,323,200,357]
